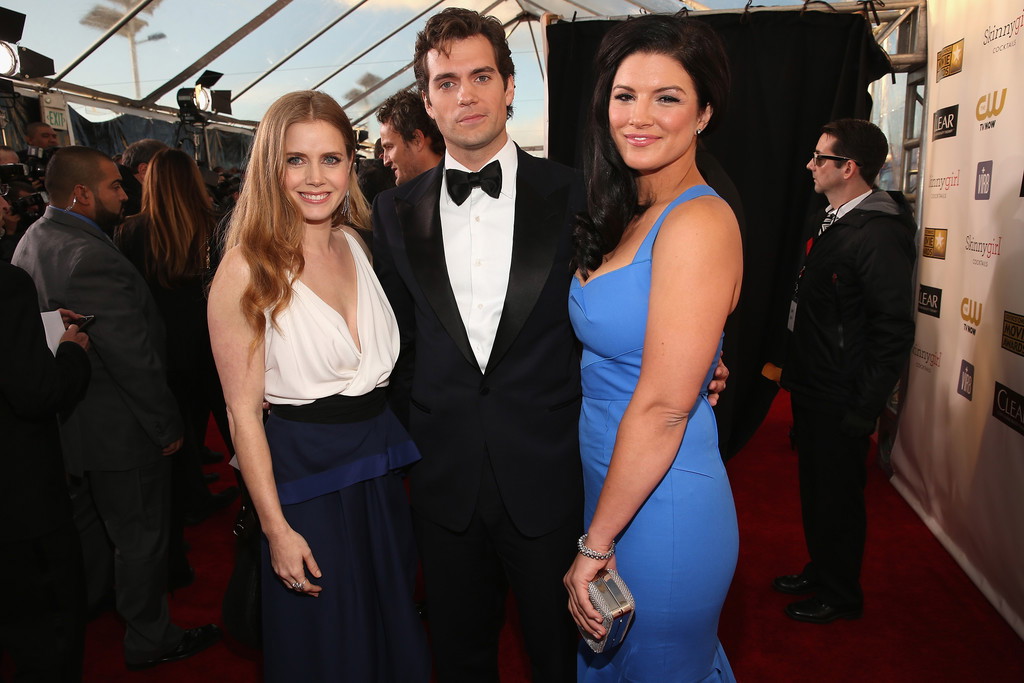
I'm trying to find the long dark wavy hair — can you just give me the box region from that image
[573,15,731,278]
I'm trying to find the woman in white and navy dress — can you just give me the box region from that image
[209,91,429,682]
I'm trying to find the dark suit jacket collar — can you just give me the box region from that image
[394,146,570,375]
[42,206,116,248]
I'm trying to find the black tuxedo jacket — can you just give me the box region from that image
[373,148,585,537]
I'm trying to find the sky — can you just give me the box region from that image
[7,0,793,148]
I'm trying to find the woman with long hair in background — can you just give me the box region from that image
[115,148,238,591]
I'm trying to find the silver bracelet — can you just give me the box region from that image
[577,533,615,560]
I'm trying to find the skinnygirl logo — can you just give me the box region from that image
[911,344,942,372]
[928,169,960,194]
[983,8,1024,52]
[965,235,1002,266]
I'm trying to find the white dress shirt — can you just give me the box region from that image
[439,137,518,372]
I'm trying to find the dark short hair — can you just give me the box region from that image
[821,119,888,186]
[376,89,445,156]
[24,121,54,139]
[44,146,112,206]
[121,138,169,173]
[413,7,514,119]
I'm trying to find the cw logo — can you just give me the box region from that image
[961,298,983,327]
[977,89,1007,121]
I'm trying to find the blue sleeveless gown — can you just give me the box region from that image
[569,185,738,682]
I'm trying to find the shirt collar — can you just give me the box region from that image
[50,206,109,237]
[827,188,873,221]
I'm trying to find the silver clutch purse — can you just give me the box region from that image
[580,568,636,653]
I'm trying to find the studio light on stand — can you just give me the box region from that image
[0,7,56,145]
[176,69,231,167]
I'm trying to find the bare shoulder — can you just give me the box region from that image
[210,245,252,297]
[656,193,740,253]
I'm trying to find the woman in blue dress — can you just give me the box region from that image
[209,91,429,681]
[564,15,743,682]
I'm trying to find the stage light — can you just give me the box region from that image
[0,41,17,78]
[176,70,232,122]
[0,8,55,80]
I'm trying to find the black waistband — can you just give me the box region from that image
[269,388,387,424]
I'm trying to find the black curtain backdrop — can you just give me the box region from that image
[546,10,891,458]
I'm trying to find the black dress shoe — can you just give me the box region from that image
[785,597,862,624]
[773,573,817,595]
[126,624,222,670]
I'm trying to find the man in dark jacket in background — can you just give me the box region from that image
[776,119,916,624]
[0,259,91,681]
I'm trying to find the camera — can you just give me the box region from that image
[0,163,29,184]
[9,191,48,217]
[21,145,59,182]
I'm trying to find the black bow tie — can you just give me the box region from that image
[445,161,502,205]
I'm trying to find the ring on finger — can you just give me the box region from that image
[290,580,305,590]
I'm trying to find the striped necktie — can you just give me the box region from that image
[817,209,838,237]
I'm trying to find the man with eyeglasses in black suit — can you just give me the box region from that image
[776,118,916,624]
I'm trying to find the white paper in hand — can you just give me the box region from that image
[41,310,66,354]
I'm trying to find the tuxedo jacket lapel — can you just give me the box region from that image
[396,167,476,369]
[486,151,567,374]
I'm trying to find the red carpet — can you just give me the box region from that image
[8,393,1022,681]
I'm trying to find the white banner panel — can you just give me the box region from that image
[892,0,1024,639]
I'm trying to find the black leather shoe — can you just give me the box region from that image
[773,573,817,595]
[126,624,222,670]
[785,597,862,624]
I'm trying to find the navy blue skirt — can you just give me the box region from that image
[260,395,429,682]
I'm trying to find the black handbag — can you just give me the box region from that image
[221,480,262,649]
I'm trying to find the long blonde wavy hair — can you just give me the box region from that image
[224,90,370,345]
[136,148,214,288]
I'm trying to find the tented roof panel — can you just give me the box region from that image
[8,0,794,147]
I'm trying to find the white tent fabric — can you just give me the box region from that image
[4,0,757,148]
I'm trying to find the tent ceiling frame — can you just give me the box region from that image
[232,0,372,104]
[309,0,449,91]
[140,0,294,106]
[16,0,928,135]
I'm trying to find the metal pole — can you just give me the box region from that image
[129,32,140,100]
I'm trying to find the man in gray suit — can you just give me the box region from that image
[12,146,220,669]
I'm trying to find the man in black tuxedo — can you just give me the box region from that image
[373,9,585,681]
[12,146,220,669]
[0,258,90,681]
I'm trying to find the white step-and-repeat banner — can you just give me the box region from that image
[892,0,1024,639]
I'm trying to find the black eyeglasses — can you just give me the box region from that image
[812,151,859,167]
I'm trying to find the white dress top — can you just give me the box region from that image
[263,230,399,405]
